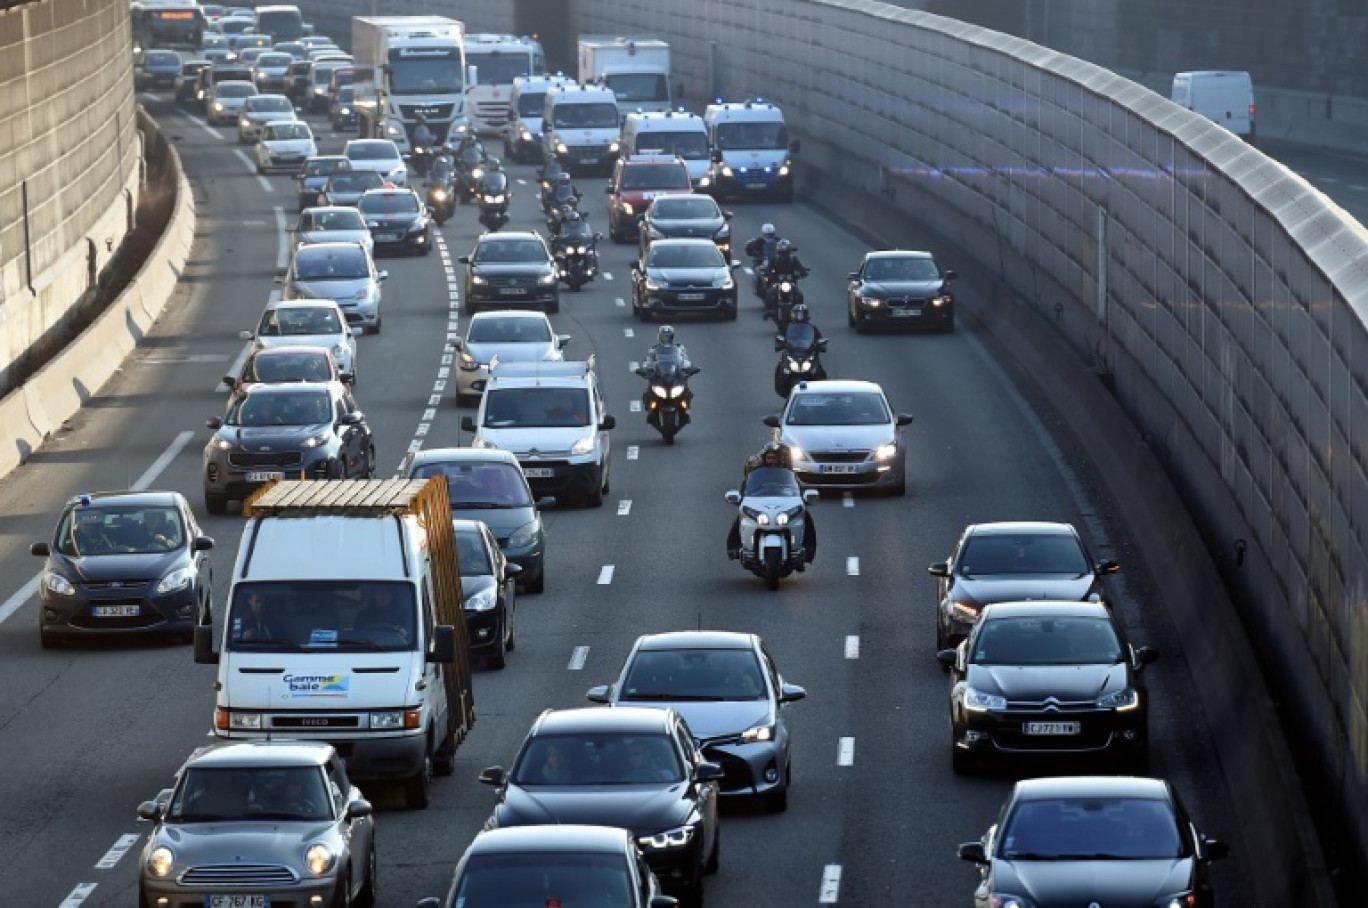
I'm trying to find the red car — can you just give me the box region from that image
[605,154,692,244]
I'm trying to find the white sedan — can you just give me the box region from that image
[343,138,408,187]
[255,120,317,174]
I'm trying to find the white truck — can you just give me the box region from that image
[1172,70,1255,140]
[577,36,671,120]
[464,33,546,135]
[352,16,472,153]
[194,478,476,809]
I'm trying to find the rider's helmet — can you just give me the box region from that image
[564,210,582,223]
[776,239,794,256]
[657,325,675,346]
[439,144,452,155]
[761,223,776,238]
[760,441,788,467]
[791,304,810,324]
[557,172,572,184]
[485,157,502,171]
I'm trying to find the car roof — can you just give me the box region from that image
[866,249,934,261]
[978,601,1111,621]
[250,344,333,358]
[791,379,886,396]
[183,739,336,769]
[468,825,635,856]
[63,490,182,509]
[408,447,523,470]
[635,630,756,651]
[475,230,544,246]
[470,309,550,322]
[533,706,677,735]
[1013,776,1173,801]
[964,521,1079,537]
[649,237,723,249]
[294,241,367,256]
[301,205,363,217]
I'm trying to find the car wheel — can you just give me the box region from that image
[256,161,265,174]
[204,493,228,516]
[852,312,867,335]
[585,484,604,508]
[355,846,378,908]
[547,300,560,314]
[433,724,457,777]
[522,569,544,595]
[722,303,738,321]
[370,317,382,335]
[633,302,650,322]
[364,444,377,478]
[847,302,857,327]
[487,632,507,670]
[403,750,433,808]
[505,619,516,651]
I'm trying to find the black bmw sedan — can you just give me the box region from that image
[847,249,957,333]
[356,187,433,256]
[31,491,214,648]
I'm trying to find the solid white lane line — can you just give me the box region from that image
[837,737,855,766]
[597,565,615,584]
[846,557,860,576]
[845,635,860,658]
[627,446,639,460]
[568,646,589,670]
[0,577,40,627]
[617,500,632,516]
[134,431,196,491]
[274,207,289,269]
[818,865,842,904]
[59,883,98,907]
[95,834,141,869]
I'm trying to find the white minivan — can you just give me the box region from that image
[1171,70,1254,139]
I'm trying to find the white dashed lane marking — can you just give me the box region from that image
[59,883,98,907]
[629,400,642,412]
[846,557,860,576]
[627,446,640,460]
[95,834,140,869]
[842,492,854,508]
[837,737,855,766]
[623,328,634,337]
[568,646,589,670]
[615,297,626,307]
[818,865,842,904]
[597,565,615,584]
[617,499,632,516]
[845,635,860,658]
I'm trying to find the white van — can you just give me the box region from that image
[1172,71,1254,139]
[620,110,711,186]
[542,83,622,173]
[701,100,799,201]
[504,74,574,163]
[194,479,474,809]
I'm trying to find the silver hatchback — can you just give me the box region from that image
[454,310,570,404]
[279,241,387,334]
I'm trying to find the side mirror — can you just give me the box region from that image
[193,625,219,664]
[802,489,819,505]
[477,766,507,787]
[817,338,828,351]
[238,330,255,341]
[694,761,724,782]
[1134,645,1160,667]
[896,414,914,427]
[556,334,572,348]
[585,684,611,704]
[630,261,642,272]
[789,139,801,153]
[192,535,215,552]
[206,417,223,430]
[722,210,733,220]
[603,185,613,194]
[377,270,389,281]
[461,416,477,432]
[936,648,959,669]
[724,490,741,505]
[428,624,457,663]
[599,415,616,431]
[452,339,464,350]
[337,412,362,426]
[1202,838,1230,861]
[847,271,859,281]
[344,798,373,820]
[30,542,50,557]
[762,415,781,428]
[779,683,806,703]
[136,800,162,822]
[458,255,472,264]
[1097,559,1121,574]
[222,375,238,390]
[957,842,987,864]
[773,338,785,352]
[927,562,950,577]
[943,269,958,281]
[536,496,556,509]
[504,562,523,577]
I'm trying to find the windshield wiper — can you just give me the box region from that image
[231,638,299,649]
[1005,852,1064,861]
[331,637,386,650]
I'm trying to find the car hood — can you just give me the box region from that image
[994,857,1194,904]
[299,229,371,248]
[498,784,691,834]
[966,663,1127,700]
[648,267,726,286]
[952,575,1098,605]
[461,574,497,599]
[288,277,373,300]
[650,218,724,238]
[218,424,333,448]
[471,263,553,279]
[244,110,294,123]
[448,504,535,538]
[859,279,945,297]
[55,550,181,583]
[154,821,337,863]
[624,700,773,742]
[479,427,593,457]
[257,334,347,352]
[348,160,403,175]
[782,425,895,452]
[464,341,560,364]
[263,138,316,154]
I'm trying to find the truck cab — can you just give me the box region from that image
[702,100,799,202]
[542,84,622,175]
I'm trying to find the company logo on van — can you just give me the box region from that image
[283,672,350,696]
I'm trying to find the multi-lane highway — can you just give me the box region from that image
[1,83,1328,907]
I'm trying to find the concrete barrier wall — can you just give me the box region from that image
[0,0,142,390]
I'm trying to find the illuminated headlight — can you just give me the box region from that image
[213,102,225,112]
[644,278,660,291]
[570,435,595,455]
[639,826,695,850]
[609,139,620,153]
[963,687,1007,712]
[432,188,448,200]
[458,352,479,370]
[537,272,555,285]
[776,512,790,526]
[555,141,568,154]
[779,281,793,293]
[859,296,882,308]
[482,194,505,204]
[779,161,792,176]
[470,436,494,449]
[386,123,402,136]
[227,712,263,730]
[720,164,734,177]
[786,358,811,372]
[255,72,267,80]
[299,433,328,449]
[214,436,235,451]
[718,274,735,290]
[520,129,533,141]
[755,513,770,526]
[620,201,634,215]
[507,518,541,548]
[147,846,175,878]
[574,245,587,255]
[699,176,712,187]
[651,385,669,397]
[741,722,776,743]
[304,843,335,876]
[1157,895,1195,908]
[949,600,981,622]
[1096,687,1140,711]
[471,167,484,180]
[42,572,75,596]
[464,587,497,612]
[155,567,193,595]
[669,385,686,398]
[874,443,898,460]
[786,445,805,462]
[339,106,351,115]
[471,275,488,285]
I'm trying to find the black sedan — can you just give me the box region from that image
[937,601,1157,774]
[847,249,957,333]
[31,491,213,648]
[460,231,560,315]
[928,521,1119,651]
[639,195,733,258]
[959,776,1229,907]
[356,188,434,256]
[319,169,386,207]
[478,706,722,907]
[630,238,739,322]
[454,518,519,669]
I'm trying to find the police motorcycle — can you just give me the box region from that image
[551,211,600,291]
[774,316,828,399]
[725,466,819,590]
[476,159,512,232]
[539,156,568,209]
[455,141,488,205]
[423,150,457,226]
[633,347,698,444]
[766,275,805,331]
[541,172,580,220]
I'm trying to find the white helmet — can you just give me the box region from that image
[761,223,776,237]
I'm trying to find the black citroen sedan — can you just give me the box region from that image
[630,238,739,321]
[460,231,560,315]
[847,249,957,333]
[938,601,1157,774]
[959,776,1229,907]
[639,195,733,258]
[31,491,214,648]
[356,188,433,256]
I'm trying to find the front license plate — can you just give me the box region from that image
[206,896,269,908]
[1024,722,1081,736]
[523,467,554,478]
[891,308,923,317]
[247,471,284,483]
[744,182,767,189]
[94,605,141,617]
[375,233,399,242]
[820,464,860,474]
[677,293,706,301]
[498,287,528,295]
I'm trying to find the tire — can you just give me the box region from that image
[633,303,650,322]
[663,430,676,445]
[847,303,857,327]
[523,569,544,595]
[433,725,457,777]
[763,548,782,591]
[355,846,378,908]
[364,444,377,479]
[547,301,560,314]
[585,483,604,508]
[205,493,228,516]
[330,875,352,908]
[488,632,507,670]
[403,751,433,809]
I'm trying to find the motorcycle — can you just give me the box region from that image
[545,199,581,238]
[750,256,773,300]
[539,161,568,208]
[424,166,457,226]
[409,144,434,177]
[455,146,487,204]
[725,466,819,590]
[765,276,805,330]
[554,233,601,291]
[634,354,698,444]
[774,326,828,398]
[477,171,511,231]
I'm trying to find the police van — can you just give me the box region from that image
[542,84,622,174]
[504,74,574,163]
[620,110,711,186]
[701,100,799,201]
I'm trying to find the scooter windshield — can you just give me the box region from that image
[785,324,818,351]
[744,466,800,498]
[651,349,684,376]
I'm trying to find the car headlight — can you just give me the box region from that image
[718,274,735,290]
[300,433,329,449]
[520,129,533,141]
[465,586,498,612]
[644,278,660,291]
[1156,895,1195,908]
[304,843,335,876]
[147,846,175,878]
[538,272,555,285]
[669,385,686,399]
[949,599,981,622]
[213,102,225,111]
[874,442,899,460]
[570,435,595,455]
[779,161,792,176]
[339,106,352,116]
[859,296,882,307]
[1096,687,1140,711]
[471,275,488,285]
[555,141,568,154]
[755,513,770,526]
[963,686,1007,712]
[720,164,734,177]
[741,721,776,743]
[155,567,193,594]
[776,512,790,526]
[458,352,480,370]
[786,444,805,461]
[214,436,234,451]
[43,572,75,596]
[227,712,263,730]
[354,287,374,302]
[609,139,620,152]
[575,245,588,255]
[620,201,634,215]
[471,167,484,180]
[931,294,950,307]
[639,825,695,850]
[507,518,541,549]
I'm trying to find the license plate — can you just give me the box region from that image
[498,287,528,295]
[206,896,269,908]
[744,183,767,189]
[523,467,554,478]
[247,471,284,483]
[820,464,860,474]
[677,293,706,301]
[891,308,923,317]
[94,605,141,617]
[375,233,399,242]
[1024,722,1081,736]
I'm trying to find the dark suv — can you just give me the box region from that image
[605,154,693,244]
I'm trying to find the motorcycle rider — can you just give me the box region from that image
[411,114,436,173]
[744,223,780,299]
[765,239,810,321]
[775,303,827,395]
[726,442,817,565]
[551,209,598,270]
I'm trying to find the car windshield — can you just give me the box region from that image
[306,209,366,232]
[648,244,722,269]
[620,648,766,701]
[466,52,534,85]
[328,172,384,193]
[455,853,633,905]
[865,256,940,281]
[242,351,332,383]
[257,53,292,68]
[226,580,418,651]
[455,530,492,576]
[347,142,398,162]
[651,196,718,219]
[248,97,293,113]
[785,391,890,426]
[959,533,1091,576]
[715,120,789,150]
[147,51,180,66]
[972,616,1123,665]
[482,388,589,429]
[217,82,256,98]
[743,465,801,498]
[268,123,311,140]
[293,249,369,280]
[635,130,709,159]
[621,164,690,190]
[56,505,185,557]
[475,240,546,263]
[228,389,331,426]
[411,461,534,508]
[551,102,619,128]
[1001,797,1184,860]
[468,316,553,344]
[169,765,331,823]
[512,733,684,785]
[517,92,549,115]
[358,193,419,215]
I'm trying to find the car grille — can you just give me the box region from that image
[84,581,151,592]
[398,102,456,120]
[883,296,930,311]
[475,101,509,125]
[181,864,298,886]
[272,715,361,729]
[228,450,305,468]
[810,450,870,463]
[569,144,610,158]
[703,748,757,793]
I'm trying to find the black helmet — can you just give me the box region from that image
[792,304,810,323]
[776,239,793,255]
[657,325,675,345]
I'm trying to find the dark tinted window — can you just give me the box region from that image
[959,533,1090,575]
[1002,796,1184,859]
[972,616,1122,665]
[620,648,766,700]
[456,852,633,905]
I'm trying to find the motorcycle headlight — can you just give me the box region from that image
[148,846,175,878]
[1096,687,1140,711]
[155,567,193,594]
[874,442,898,460]
[669,385,686,399]
[538,272,555,285]
[963,686,1007,712]
[304,843,335,876]
[779,161,792,176]
[741,721,776,743]
[214,436,234,451]
[471,167,484,180]
[779,281,793,293]
[776,512,790,526]
[464,586,497,612]
[432,188,448,200]
[575,245,587,255]
[756,513,771,526]
[339,106,351,115]
[483,194,505,204]
[651,385,669,397]
[639,825,694,850]
[300,433,329,449]
[507,518,541,549]
[570,435,595,455]
[555,141,568,154]
[43,571,75,596]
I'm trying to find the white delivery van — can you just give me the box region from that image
[1172,70,1254,139]
[542,83,622,173]
[701,100,799,201]
[620,110,711,186]
[194,479,475,809]
[505,73,574,163]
